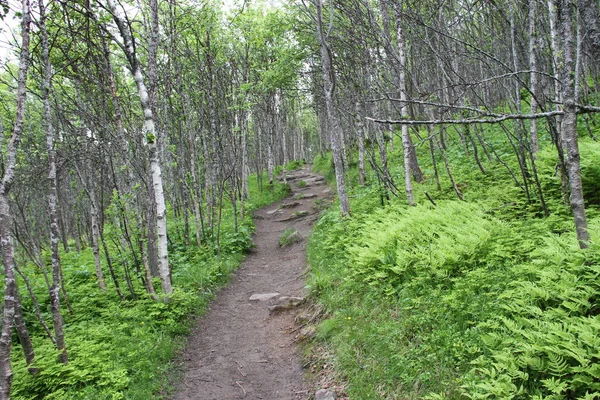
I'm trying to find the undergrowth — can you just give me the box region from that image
[307,124,600,399]
[10,172,290,399]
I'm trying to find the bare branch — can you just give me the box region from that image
[577,104,600,113]
[367,110,566,126]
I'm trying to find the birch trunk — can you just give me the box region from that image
[529,0,539,153]
[241,112,250,199]
[106,0,172,295]
[13,297,35,368]
[558,0,590,248]
[0,0,31,396]
[397,15,415,205]
[39,0,67,363]
[267,101,275,184]
[189,133,203,247]
[90,204,106,290]
[315,0,351,216]
[354,100,366,186]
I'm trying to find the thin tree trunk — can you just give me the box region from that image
[354,100,366,186]
[548,0,570,202]
[558,0,590,247]
[39,0,67,364]
[529,0,540,153]
[15,264,55,344]
[434,133,463,201]
[0,1,31,396]
[90,204,106,290]
[427,125,442,191]
[100,229,125,300]
[14,296,35,369]
[107,0,172,295]
[146,184,159,277]
[314,0,351,216]
[241,112,250,199]
[267,102,275,184]
[396,12,415,205]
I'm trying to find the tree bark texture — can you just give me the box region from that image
[558,0,590,247]
[39,0,67,363]
[315,0,351,216]
[106,0,172,295]
[0,1,31,396]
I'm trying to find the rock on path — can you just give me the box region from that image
[172,166,331,400]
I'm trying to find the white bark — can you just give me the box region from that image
[396,13,415,205]
[0,0,31,397]
[529,0,539,153]
[354,100,366,186]
[267,105,275,184]
[39,0,67,363]
[548,0,564,118]
[315,0,351,216]
[558,0,590,248]
[90,204,106,290]
[241,113,250,199]
[106,0,172,295]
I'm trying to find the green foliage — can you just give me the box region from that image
[10,170,289,399]
[307,126,600,398]
[462,235,600,399]
[245,173,291,212]
[285,159,306,171]
[312,153,334,182]
[537,140,600,208]
[297,180,307,188]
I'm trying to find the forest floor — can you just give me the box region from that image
[172,166,332,400]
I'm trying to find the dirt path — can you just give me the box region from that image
[173,167,331,400]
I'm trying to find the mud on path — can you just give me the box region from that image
[173,167,331,400]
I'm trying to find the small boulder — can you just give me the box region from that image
[315,389,336,400]
[249,292,280,302]
[268,296,305,314]
[279,230,302,246]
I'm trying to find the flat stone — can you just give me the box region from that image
[266,209,279,215]
[268,296,305,314]
[249,293,280,302]
[287,173,311,181]
[275,210,310,222]
[280,201,301,209]
[276,296,304,306]
[280,230,302,246]
[315,389,336,400]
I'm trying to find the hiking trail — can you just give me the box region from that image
[173,166,332,400]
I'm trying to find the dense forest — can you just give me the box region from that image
[0,0,599,398]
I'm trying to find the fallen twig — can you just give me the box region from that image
[236,381,246,397]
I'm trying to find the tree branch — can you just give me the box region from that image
[366,110,566,125]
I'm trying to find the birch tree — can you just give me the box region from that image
[312,0,351,216]
[0,0,32,396]
[104,0,172,295]
[39,0,68,364]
